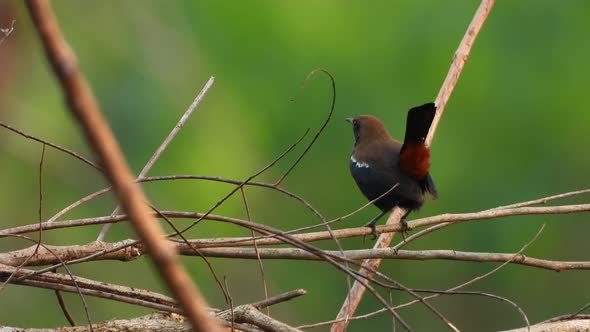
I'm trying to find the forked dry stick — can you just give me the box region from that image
[96,76,215,241]
[332,1,497,330]
[24,1,222,331]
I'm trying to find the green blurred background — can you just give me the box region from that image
[1,1,590,331]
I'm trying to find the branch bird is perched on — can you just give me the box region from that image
[347,103,438,238]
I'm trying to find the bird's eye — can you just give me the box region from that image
[353,120,358,126]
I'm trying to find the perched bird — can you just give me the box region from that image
[347,103,438,238]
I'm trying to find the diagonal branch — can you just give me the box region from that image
[24,1,221,331]
[332,1,497,330]
[0,121,101,171]
[96,76,215,240]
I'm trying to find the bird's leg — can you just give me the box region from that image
[364,210,387,240]
[399,210,411,240]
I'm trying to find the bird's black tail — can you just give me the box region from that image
[403,102,437,145]
[422,173,438,200]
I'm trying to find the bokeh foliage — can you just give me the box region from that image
[1,1,589,330]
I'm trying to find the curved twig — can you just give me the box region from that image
[274,68,336,186]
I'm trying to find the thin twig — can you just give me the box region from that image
[96,76,215,240]
[240,187,270,314]
[223,276,235,332]
[251,289,307,310]
[274,68,336,186]
[568,302,590,318]
[46,174,324,224]
[176,128,310,235]
[492,188,590,210]
[0,121,101,171]
[54,289,77,326]
[40,144,78,326]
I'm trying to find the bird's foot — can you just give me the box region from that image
[399,218,409,240]
[364,221,379,240]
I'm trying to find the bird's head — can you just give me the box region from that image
[346,115,390,146]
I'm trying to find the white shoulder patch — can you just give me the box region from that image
[351,155,370,169]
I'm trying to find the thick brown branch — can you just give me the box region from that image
[0,313,191,332]
[500,316,590,332]
[24,1,220,330]
[0,263,180,313]
[218,305,302,332]
[3,202,589,246]
[0,310,308,332]
[3,242,588,272]
[177,248,590,272]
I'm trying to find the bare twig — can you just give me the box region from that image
[221,305,302,332]
[24,1,220,330]
[215,289,307,331]
[39,144,78,326]
[176,128,310,235]
[55,289,77,326]
[499,316,590,332]
[251,289,307,310]
[333,2,497,329]
[96,76,215,240]
[6,238,589,272]
[3,200,590,252]
[570,302,590,318]
[0,121,101,171]
[492,188,590,210]
[274,68,336,186]
[178,247,590,272]
[241,187,270,314]
[0,263,181,313]
[46,174,324,223]
[223,276,235,332]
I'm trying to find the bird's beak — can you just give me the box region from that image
[345,118,354,124]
